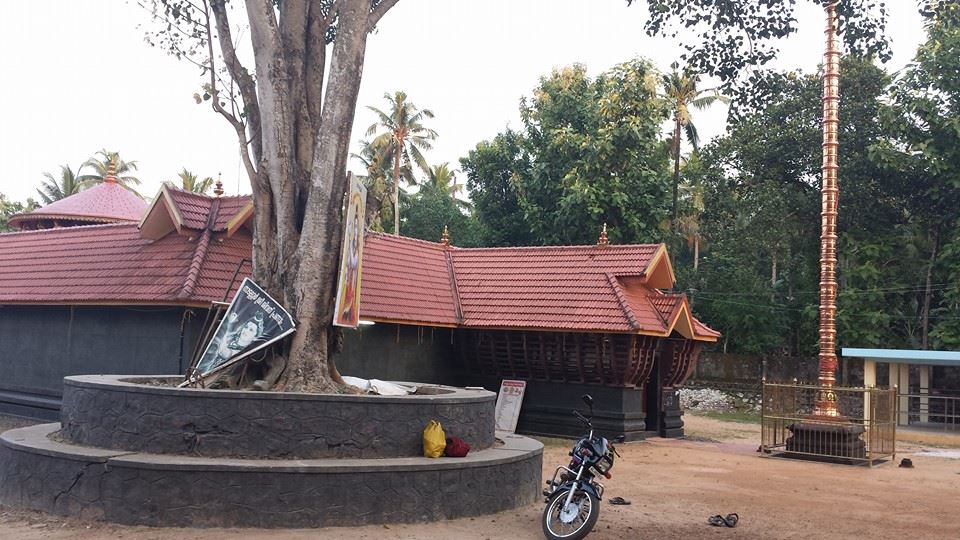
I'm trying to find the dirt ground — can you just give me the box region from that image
[2,414,959,540]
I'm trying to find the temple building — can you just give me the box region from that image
[0,182,717,438]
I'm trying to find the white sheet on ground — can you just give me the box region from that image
[342,376,417,395]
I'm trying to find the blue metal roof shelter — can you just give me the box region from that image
[842,348,960,367]
[842,347,960,428]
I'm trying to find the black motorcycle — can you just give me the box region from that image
[542,394,624,540]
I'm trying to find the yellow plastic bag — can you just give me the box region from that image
[423,420,446,458]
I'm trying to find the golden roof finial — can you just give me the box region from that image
[105,160,118,184]
[597,223,609,247]
[214,173,224,197]
[441,225,450,247]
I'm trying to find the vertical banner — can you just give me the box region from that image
[334,173,367,328]
[183,278,296,386]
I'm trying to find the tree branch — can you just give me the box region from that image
[210,0,263,165]
[368,0,400,30]
[203,0,257,183]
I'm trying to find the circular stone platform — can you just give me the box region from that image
[0,375,543,528]
[0,424,541,527]
[60,375,496,459]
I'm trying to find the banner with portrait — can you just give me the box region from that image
[333,173,367,328]
[182,278,296,386]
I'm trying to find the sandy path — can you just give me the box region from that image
[2,413,959,539]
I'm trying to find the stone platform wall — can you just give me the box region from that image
[1,424,542,528]
[0,375,543,528]
[60,376,495,459]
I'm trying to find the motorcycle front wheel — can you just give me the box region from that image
[541,488,600,540]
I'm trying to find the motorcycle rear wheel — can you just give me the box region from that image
[541,488,600,540]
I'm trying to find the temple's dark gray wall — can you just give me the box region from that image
[0,305,205,418]
[337,323,463,386]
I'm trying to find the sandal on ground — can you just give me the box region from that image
[609,496,631,505]
[708,513,739,527]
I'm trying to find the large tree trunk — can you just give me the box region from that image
[206,0,400,392]
[393,142,401,235]
[671,114,682,233]
[693,235,699,271]
[921,227,940,349]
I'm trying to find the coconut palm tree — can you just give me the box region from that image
[352,138,417,231]
[661,64,729,231]
[677,178,706,271]
[424,163,471,210]
[81,149,141,190]
[36,164,86,204]
[177,168,215,194]
[365,91,438,235]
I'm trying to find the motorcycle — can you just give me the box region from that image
[541,394,625,540]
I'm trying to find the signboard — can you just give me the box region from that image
[333,173,367,328]
[182,278,296,387]
[494,379,527,433]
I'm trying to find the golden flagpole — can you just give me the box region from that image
[814,1,842,418]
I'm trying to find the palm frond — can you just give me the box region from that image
[685,123,701,150]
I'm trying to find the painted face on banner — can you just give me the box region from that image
[237,320,259,347]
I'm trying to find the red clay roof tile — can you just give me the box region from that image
[0,190,717,339]
[358,232,458,326]
[9,182,147,229]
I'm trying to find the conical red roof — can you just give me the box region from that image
[9,179,147,230]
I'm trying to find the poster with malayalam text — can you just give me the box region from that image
[182,278,295,387]
[494,379,527,433]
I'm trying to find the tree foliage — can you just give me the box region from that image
[0,193,37,232]
[681,35,960,355]
[37,164,86,205]
[635,0,891,113]
[400,182,482,248]
[465,60,672,247]
[460,130,534,247]
[81,149,141,188]
[176,168,216,194]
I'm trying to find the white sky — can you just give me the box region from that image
[0,0,925,204]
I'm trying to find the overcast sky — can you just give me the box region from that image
[0,1,925,204]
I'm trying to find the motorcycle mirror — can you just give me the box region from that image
[581,394,594,415]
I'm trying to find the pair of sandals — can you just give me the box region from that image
[708,513,739,528]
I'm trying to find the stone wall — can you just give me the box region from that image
[60,375,495,459]
[337,323,464,386]
[0,305,204,418]
[689,352,867,387]
[1,423,542,528]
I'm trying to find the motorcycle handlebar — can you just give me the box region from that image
[573,409,592,427]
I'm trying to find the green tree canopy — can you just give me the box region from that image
[460,130,534,247]
[466,59,672,247]
[870,3,960,348]
[635,0,891,112]
[681,57,913,355]
[0,193,37,232]
[400,182,482,248]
